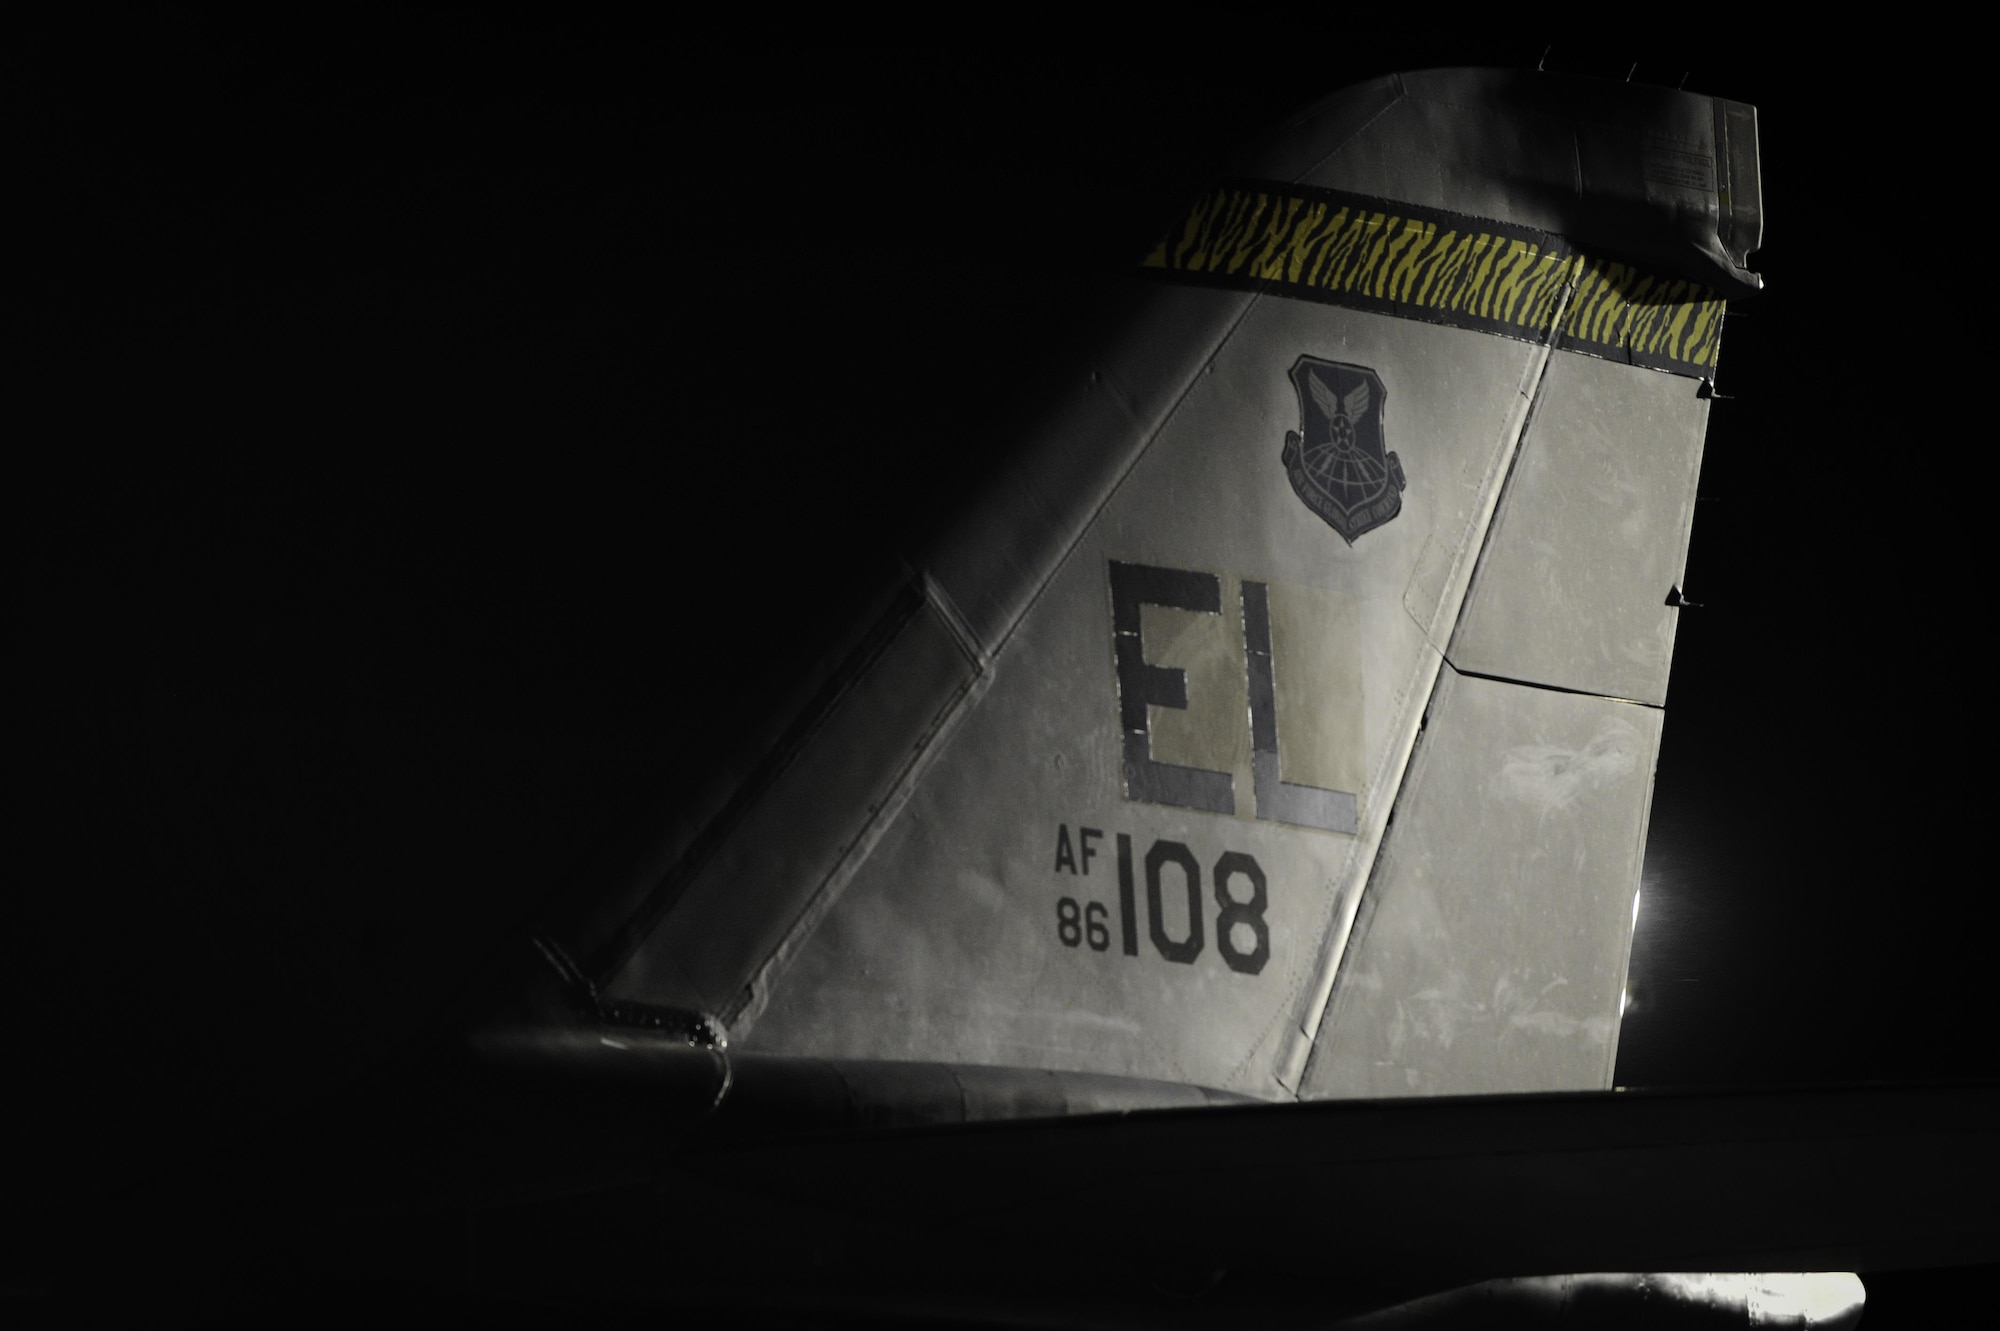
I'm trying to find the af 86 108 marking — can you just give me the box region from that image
[1053,824,1270,975]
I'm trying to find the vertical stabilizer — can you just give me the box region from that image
[577,68,1757,1101]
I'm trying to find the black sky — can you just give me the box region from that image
[12,16,1995,1198]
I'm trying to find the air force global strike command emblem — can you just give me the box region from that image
[1281,358,1404,544]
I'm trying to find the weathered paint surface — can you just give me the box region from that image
[598,68,1740,1103]
[733,298,1542,1097]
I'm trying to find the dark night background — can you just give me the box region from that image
[10,14,1995,1324]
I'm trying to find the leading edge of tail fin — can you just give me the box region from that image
[577,68,1757,1101]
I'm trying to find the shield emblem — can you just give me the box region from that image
[1281,357,1405,545]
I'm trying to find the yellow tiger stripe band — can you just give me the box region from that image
[1142,181,1724,378]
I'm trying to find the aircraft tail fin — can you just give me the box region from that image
[555,68,1755,1102]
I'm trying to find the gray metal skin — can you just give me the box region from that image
[588,69,1758,1104]
[1329,1273,1864,1328]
